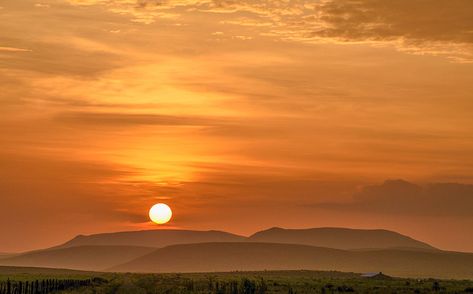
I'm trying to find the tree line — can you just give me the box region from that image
[0,277,104,294]
[183,277,270,294]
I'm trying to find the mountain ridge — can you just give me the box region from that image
[52,227,436,251]
[248,227,436,250]
[0,226,458,278]
[56,229,245,249]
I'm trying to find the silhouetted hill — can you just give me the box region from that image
[57,229,245,249]
[0,253,14,259]
[54,227,434,251]
[110,242,473,279]
[0,246,155,271]
[248,227,436,250]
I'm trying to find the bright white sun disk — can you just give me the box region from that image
[149,203,172,224]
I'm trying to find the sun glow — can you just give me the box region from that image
[149,203,173,224]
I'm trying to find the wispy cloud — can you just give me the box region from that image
[55,111,228,127]
[0,46,32,52]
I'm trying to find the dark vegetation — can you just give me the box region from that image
[1,269,473,294]
[0,278,106,294]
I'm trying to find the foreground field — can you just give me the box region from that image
[1,268,473,293]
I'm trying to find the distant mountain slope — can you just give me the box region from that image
[0,265,93,275]
[110,242,473,279]
[0,246,155,271]
[248,227,436,250]
[54,227,434,252]
[0,253,14,259]
[57,229,245,249]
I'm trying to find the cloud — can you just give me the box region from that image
[54,111,227,127]
[310,0,473,62]
[34,3,50,8]
[316,179,473,218]
[199,0,473,61]
[315,0,473,44]
[0,46,32,52]
[60,0,473,46]
[0,41,123,77]
[39,0,473,61]
[66,0,185,23]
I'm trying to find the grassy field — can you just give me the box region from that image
[1,267,473,293]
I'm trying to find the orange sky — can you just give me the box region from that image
[1,0,473,253]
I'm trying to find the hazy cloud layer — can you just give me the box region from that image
[317,179,473,218]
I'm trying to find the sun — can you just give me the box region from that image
[149,203,172,224]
